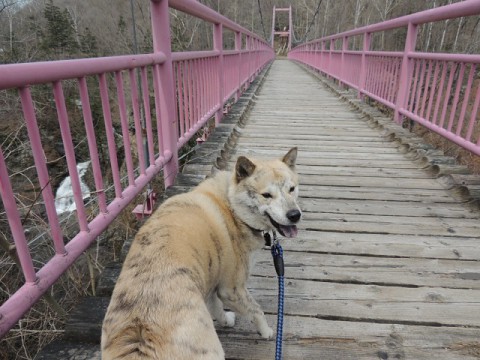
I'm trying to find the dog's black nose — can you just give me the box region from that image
[286,209,301,223]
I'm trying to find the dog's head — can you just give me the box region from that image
[228,147,301,238]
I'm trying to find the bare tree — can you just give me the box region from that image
[371,0,399,48]
[0,0,16,15]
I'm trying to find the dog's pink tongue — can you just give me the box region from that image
[279,225,298,238]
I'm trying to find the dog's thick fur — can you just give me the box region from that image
[101,148,301,359]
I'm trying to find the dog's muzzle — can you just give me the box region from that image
[267,210,301,238]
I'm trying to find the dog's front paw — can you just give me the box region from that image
[224,311,236,327]
[259,325,274,339]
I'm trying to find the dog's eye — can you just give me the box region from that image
[262,192,272,199]
[289,186,295,193]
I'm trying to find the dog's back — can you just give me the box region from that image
[102,173,234,360]
[102,148,301,359]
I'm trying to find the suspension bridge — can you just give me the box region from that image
[1,0,480,359]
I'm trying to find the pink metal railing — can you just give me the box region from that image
[0,0,273,337]
[289,0,480,156]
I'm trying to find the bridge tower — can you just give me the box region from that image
[271,5,293,55]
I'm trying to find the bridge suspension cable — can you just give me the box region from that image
[299,0,323,43]
[257,0,268,40]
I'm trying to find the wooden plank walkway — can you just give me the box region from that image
[214,60,480,359]
[36,59,480,359]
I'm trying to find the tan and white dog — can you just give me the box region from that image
[101,148,301,359]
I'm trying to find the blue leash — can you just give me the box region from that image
[266,231,285,360]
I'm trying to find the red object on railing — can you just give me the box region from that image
[289,0,480,156]
[0,0,273,337]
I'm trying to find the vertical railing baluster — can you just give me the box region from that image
[0,147,36,283]
[192,59,198,127]
[78,77,107,214]
[140,67,156,167]
[115,71,135,186]
[246,35,252,83]
[419,60,433,118]
[176,62,186,140]
[129,69,146,176]
[408,60,420,113]
[447,62,465,132]
[425,61,441,122]
[98,73,122,199]
[439,62,457,129]
[53,81,89,232]
[388,59,398,103]
[187,60,194,131]
[379,57,389,99]
[466,79,480,142]
[235,32,242,100]
[152,65,164,156]
[201,58,206,118]
[19,87,65,255]
[413,60,426,116]
[456,63,475,136]
[432,61,448,125]
[321,41,326,72]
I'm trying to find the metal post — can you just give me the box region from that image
[321,40,326,72]
[329,39,335,78]
[394,22,418,124]
[288,5,293,51]
[341,36,348,88]
[235,31,242,100]
[358,32,371,99]
[271,6,276,48]
[150,0,178,187]
[214,23,224,125]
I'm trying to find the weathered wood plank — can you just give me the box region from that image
[248,281,480,327]
[301,219,479,237]
[239,132,394,144]
[227,160,432,177]
[218,316,480,360]
[299,198,479,218]
[302,209,480,228]
[285,231,480,260]
[250,250,480,289]
[235,139,402,150]
[297,174,448,190]
[231,146,408,158]
[299,185,460,203]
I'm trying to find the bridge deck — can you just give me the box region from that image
[215,60,480,359]
[36,60,480,359]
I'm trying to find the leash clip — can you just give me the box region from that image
[270,231,284,277]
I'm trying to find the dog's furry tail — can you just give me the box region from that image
[102,322,159,360]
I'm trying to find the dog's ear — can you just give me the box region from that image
[235,156,256,182]
[282,147,297,170]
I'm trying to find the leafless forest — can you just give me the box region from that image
[0,0,479,359]
[1,0,479,64]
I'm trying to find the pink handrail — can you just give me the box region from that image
[0,0,274,337]
[289,0,480,156]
